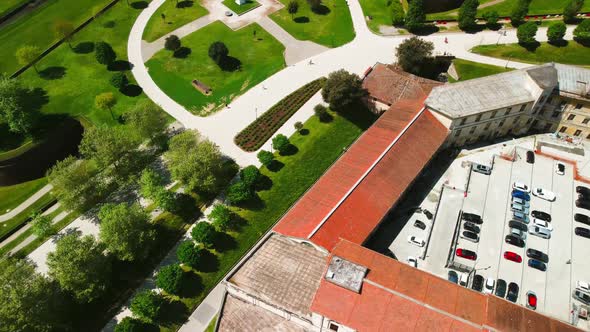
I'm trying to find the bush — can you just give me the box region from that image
[227,181,255,204]
[272,134,290,154]
[391,0,405,26]
[208,41,229,64]
[314,104,330,122]
[547,21,567,44]
[130,290,162,323]
[110,72,128,89]
[405,0,425,31]
[564,0,584,23]
[510,0,529,26]
[240,165,260,188]
[458,0,479,31]
[164,35,181,51]
[191,222,217,247]
[115,317,149,332]
[208,204,232,231]
[294,121,304,132]
[482,11,499,28]
[156,264,185,295]
[176,241,201,268]
[257,150,275,167]
[95,41,116,65]
[517,21,538,45]
[574,19,590,44]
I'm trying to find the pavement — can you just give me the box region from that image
[0,184,53,222]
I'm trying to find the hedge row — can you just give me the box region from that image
[234,77,326,152]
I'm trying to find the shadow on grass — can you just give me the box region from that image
[214,232,237,252]
[174,193,202,221]
[236,194,266,211]
[318,113,333,123]
[255,174,273,191]
[196,248,219,272]
[103,20,116,28]
[279,144,298,156]
[299,128,310,136]
[73,41,94,54]
[487,23,502,31]
[574,37,590,47]
[411,24,440,36]
[549,39,569,47]
[21,88,49,115]
[159,299,190,327]
[108,60,133,71]
[519,41,540,52]
[462,24,486,34]
[121,84,143,97]
[180,272,204,298]
[311,4,330,15]
[173,47,192,58]
[131,1,149,9]
[39,66,66,80]
[266,160,284,172]
[294,16,310,23]
[177,0,193,8]
[337,102,377,131]
[219,56,242,72]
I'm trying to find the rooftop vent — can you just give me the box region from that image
[325,256,367,293]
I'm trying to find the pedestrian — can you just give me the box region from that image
[444,37,448,44]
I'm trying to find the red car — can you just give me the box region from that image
[456,248,477,260]
[504,251,522,263]
[526,291,537,310]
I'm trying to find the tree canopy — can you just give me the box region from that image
[517,21,538,45]
[395,36,434,76]
[510,0,529,26]
[95,41,116,65]
[405,0,425,31]
[271,134,290,154]
[16,45,40,72]
[574,19,590,44]
[164,35,181,52]
[156,264,185,295]
[176,241,201,268]
[124,101,167,144]
[547,21,567,44]
[0,76,34,134]
[31,213,54,238]
[321,70,367,110]
[288,1,299,19]
[139,168,165,200]
[208,41,229,64]
[257,150,274,167]
[564,0,584,23]
[130,290,162,323]
[53,20,75,47]
[458,0,479,30]
[208,204,232,231]
[191,222,217,247]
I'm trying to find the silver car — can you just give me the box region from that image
[472,163,492,175]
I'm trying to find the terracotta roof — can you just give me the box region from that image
[362,63,442,106]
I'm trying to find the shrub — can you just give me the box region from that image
[115,317,148,332]
[294,121,304,132]
[458,0,479,31]
[405,0,425,31]
[191,222,217,247]
[314,104,330,122]
[156,264,185,295]
[110,72,128,89]
[95,41,116,65]
[164,35,181,51]
[391,0,405,26]
[130,290,162,323]
[564,0,584,23]
[574,19,590,44]
[510,0,529,26]
[240,165,260,188]
[208,204,232,231]
[547,21,567,44]
[227,181,254,204]
[208,41,229,64]
[482,11,499,28]
[272,134,290,154]
[517,21,538,45]
[257,150,275,167]
[176,241,201,268]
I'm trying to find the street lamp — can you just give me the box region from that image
[255,107,258,119]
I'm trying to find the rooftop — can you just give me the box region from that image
[555,63,590,99]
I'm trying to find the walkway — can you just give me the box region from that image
[0,184,52,222]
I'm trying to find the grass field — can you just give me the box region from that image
[477,0,590,17]
[146,22,285,116]
[222,0,260,15]
[359,0,395,33]
[0,0,112,74]
[270,0,355,47]
[0,178,47,213]
[471,41,590,66]
[449,59,512,82]
[143,0,209,42]
[0,0,28,18]
[0,192,54,240]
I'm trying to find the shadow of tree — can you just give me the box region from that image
[173,47,192,58]
[266,160,284,172]
[39,66,66,80]
[462,24,486,34]
[255,174,273,191]
[213,232,237,252]
[520,41,540,52]
[279,144,298,156]
[219,56,242,72]
[103,20,116,28]
[196,248,219,272]
[20,87,50,113]
[108,60,133,71]
[121,84,143,97]
[311,4,330,15]
[411,24,440,36]
[179,272,204,298]
[131,1,148,9]
[294,16,310,23]
[73,41,94,54]
[299,128,310,136]
[548,39,568,47]
[158,298,190,327]
[177,0,194,8]
[235,194,266,211]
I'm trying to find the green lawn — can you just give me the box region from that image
[0,192,54,240]
[477,0,590,17]
[270,0,355,47]
[471,41,590,66]
[449,59,512,82]
[0,178,47,214]
[0,0,112,74]
[143,0,209,42]
[222,0,260,15]
[0,0,28,18]
[359,0,395,33]
[146,22,285,116]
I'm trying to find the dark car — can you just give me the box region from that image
[528,259,547,271]
[505,234,525,248]
[414,220,426,230]
[577,186,590,197]
[463,221,480,234]
[495,279,507,298]
[507,282,519,302]
[575,213,590,226]
[461,231,479,243]
[576,200,590,210]
[526,248,549,263]
[448,270,458,284]
[526,151,535,164]
[575,227,590,239]
[462,212,483,224]
[531,210,551,222]
[579,194,590,203]
[509,220,528,232]
[472,274,484,292]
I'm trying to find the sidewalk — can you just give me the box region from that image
[0,184,53,222]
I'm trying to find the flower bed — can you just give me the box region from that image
[234,78,326,151]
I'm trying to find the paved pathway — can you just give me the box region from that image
[0,184,53,222]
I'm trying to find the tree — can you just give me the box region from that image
[405,0,425,31]
[517,21,538,45]
[53,20,75,48]
[510,0,529,26]
[47,233,112,303]
[294,121,304,132]
[124,101,167,144]
[156,264,185,295]
[482,11,499,28]
[257,150,274,167]
[164,35,181,52]
[574,19,590,44]
[208,204,232,231]
[110,72,129,90]
[458,0,479,30]
[0,76,34,134]
[288,1,299,19]
[272,134,290,154]
[15,45,40,73]
[98,203,155,262]
[322,69,367,110]
[391,0,405,26]
[240,165,260,188]
[191,222,217,247]
[176,241,201,268]
[140,168,165,200]
[47,156,105,213]
[226,181,255,204]
[115,317,149,332]
[165,130,227,193]
[208,41,229,65]
[547,21,567,44]
[154,188,178,212]
[314,104,330,122]
[95,92,117,119]
[31,213,54,238]
[95,41,116,65]
[130,290,162,323]
[564,0,584,23]
[307,0,321,12]
[395,36,434,75]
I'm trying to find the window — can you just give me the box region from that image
[552,111,559,118]
[532,120,539,127]
[491,111,498,118]
[538,110,544,117]
[520,104,526,112]
[455,129,462,137]
[560,126,568,133]
[568,114,576,121]
[526,118,532,124]
[475,114,482,122]
[576,104,583,109]
[583,118,590,125]
[575,130,582,136]
[329,323,340,331]
[499,120,505,127]
[560,101,567,109]
[484,122,491,130]
[469,126,476,134]
[460,118,466,125]
[544,123,552,131]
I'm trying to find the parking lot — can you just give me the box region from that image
[387,137,590,330]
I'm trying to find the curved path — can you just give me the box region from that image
[0,184,52,222]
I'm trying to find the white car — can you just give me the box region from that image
[577,281,590,293]
[483,278,495,294]
[532,187,556,201]
[513,181,530,193]
[533,218,553,232]
[407,256,418,267]
[408,236,425,247]
[529,225,551,239]
[555,162,565,175]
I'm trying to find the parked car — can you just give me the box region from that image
[504,251,522,263]
[408,236,425,247]
[513,211,530,224]
[528,259,547,271]
[532,187,556,202]
[509,220,528,232]
[577,281,590,293]
[484,278,495,294]
[414,220,426,230]
[533,218,553,231]
[510,228,527,240]
[495,279,507,298]
[531,210,551,222]
[574,289,590,305]
[555,162,565,175]
[529,225,551,239]
[576,199,590,210]
[472,163,492,175]
[511,202,530,214]
[505,234,525,248]
[512,197,530,207]
[456,248,477,260]
[407,256,417,268]
[526,248,549,263]
[459,273,468,287]
[512,190,530,201]
[472,274,484,292]
[513,181,530,193]
[448,270,458,284]
[462,212,483,224]
[575,227,590,239]
[575,213,590,226]
[507,282,519,302]
[526,151,535,164]
[526,291,537,310]
[461,231,479,243]
[579,194,590,203]
[463,221,480,234]
[577,186,590,197]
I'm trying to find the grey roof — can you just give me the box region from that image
[555,63,590,98]
[527,64,558,89]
